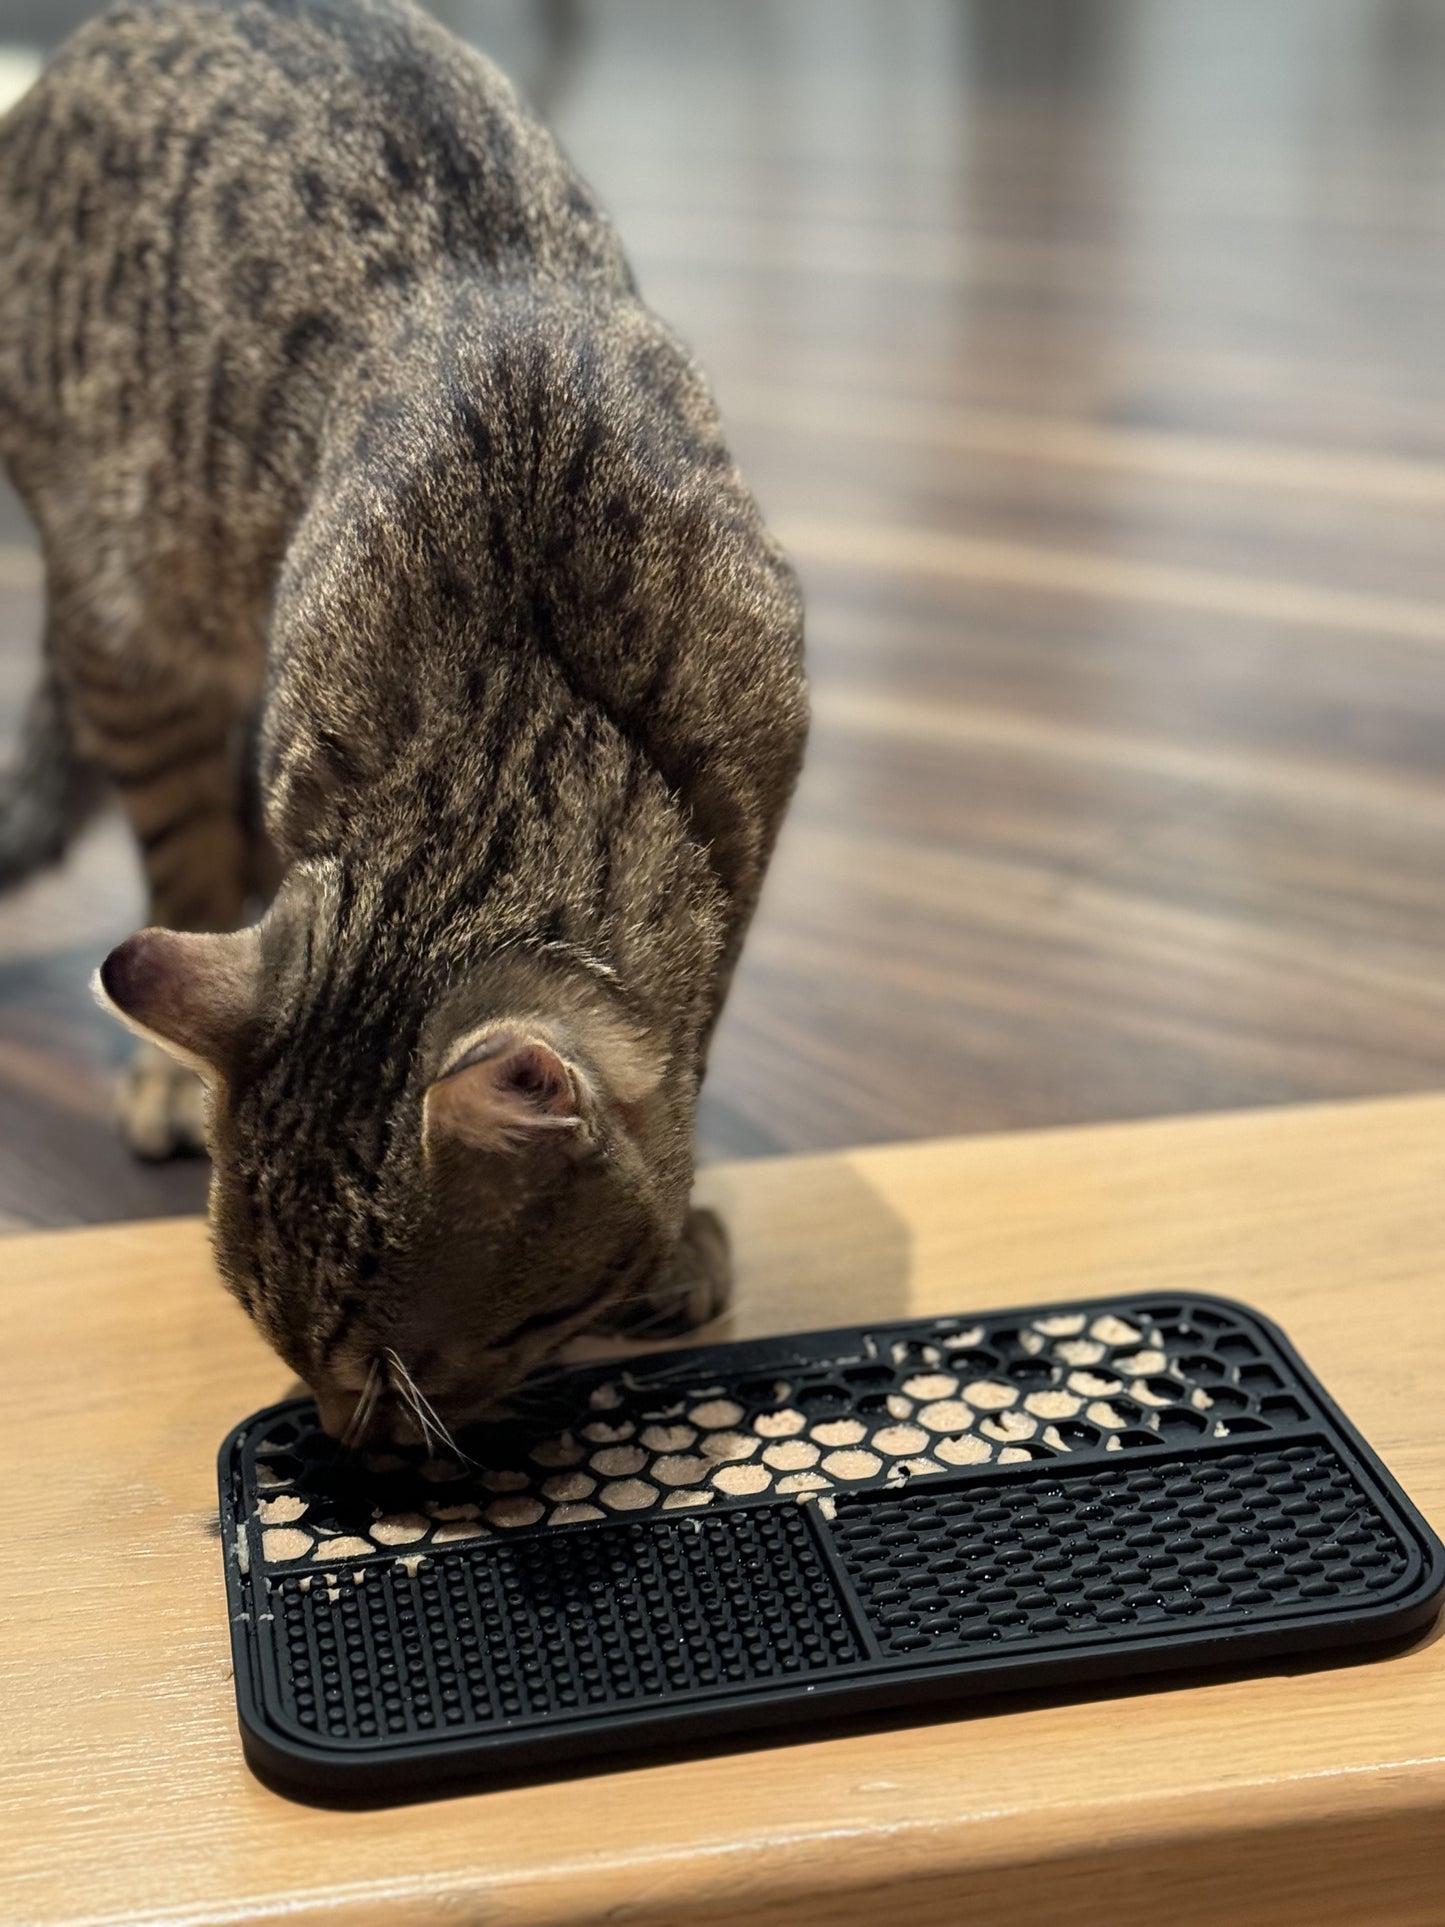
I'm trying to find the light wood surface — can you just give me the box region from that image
[5,1092,1445,1926]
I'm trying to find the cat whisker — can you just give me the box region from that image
[408,1378,468,1460]
[399,1392,441,1458]
[356,1361,385,1445]
[337,1368,368,1450]
[386,1367,440,1455]
[383,1347,469,1464]
[338,1356,383,1454]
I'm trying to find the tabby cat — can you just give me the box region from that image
[0,0,806,1444]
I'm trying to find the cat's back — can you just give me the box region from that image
[0,0,629,436]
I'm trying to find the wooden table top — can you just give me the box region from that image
[6,1093,1445,1927]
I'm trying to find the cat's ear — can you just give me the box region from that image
[425,1028,586,1154]
[93,926,260,1076]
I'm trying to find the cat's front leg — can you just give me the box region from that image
[119,1039,209,1160]
[594,1206,733,1338]
[52,589,260,1159]
[101,678,245,1159]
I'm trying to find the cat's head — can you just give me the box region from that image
[95,877,702,1445]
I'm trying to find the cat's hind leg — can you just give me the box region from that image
[0,660,107,887]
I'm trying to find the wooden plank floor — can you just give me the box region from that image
[3,0,1445,1226]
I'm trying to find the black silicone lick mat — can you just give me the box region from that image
[218,1292,1445,1794]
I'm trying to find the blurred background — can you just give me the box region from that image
[1,0,1445,1229]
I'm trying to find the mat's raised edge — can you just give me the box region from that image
[215,1290,1445,1796]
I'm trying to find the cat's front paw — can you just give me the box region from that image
[119,1042,208,1161]
[600,1206,732,1338]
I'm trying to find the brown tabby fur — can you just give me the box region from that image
[0,0,806,1440]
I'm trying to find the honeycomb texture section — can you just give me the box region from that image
[245,1297,1322,1561]
[829,1441,1413,1656]
[269,1503,861,1742]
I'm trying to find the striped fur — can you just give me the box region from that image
[0,0,806,1431]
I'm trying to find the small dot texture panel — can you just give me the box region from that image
[270,1503,862,1743]
[830,1441,1413,1655]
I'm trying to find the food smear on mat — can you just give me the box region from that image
[238,1304,1306,1562]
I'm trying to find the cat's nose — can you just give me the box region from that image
[311,1379,435,1448]
[313,1385,362,1440]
